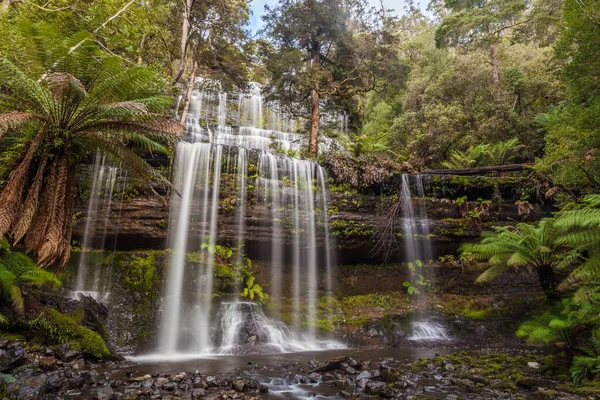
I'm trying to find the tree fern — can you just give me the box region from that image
[461,219,566,300]
[0,22,183,269]
[555,195,600,289]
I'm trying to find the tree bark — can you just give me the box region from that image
[309,48,320,157]
[489,41,501,99]
[537,264,560,303]
[1,0,12,13]
[179,61,197,126]
[137,33,146,66]
[172,0,193,85]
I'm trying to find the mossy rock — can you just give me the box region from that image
[28,309,110,359]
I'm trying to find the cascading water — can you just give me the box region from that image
[71,153,126,302]
[401,174,450,341]
[150,83,343,358]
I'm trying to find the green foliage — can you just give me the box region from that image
[403,260,428,302]
[512,195,600,382]
[461,219,566,300]
[241,275,268,304]
[537,0,600,195]
[28,308,110,359]
[0,237,60,320]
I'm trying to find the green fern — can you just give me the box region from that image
[0,237,61,317]
[461,219,566,300]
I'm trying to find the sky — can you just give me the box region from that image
[248,0,405,35]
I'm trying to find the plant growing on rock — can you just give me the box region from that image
[0,23,182,270]
[241,276,268,304]
[0,237,60,322]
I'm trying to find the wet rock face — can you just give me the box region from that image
[71,188,545,264]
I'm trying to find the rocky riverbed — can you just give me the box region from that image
[3,336,598,399]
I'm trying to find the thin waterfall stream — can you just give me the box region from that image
[401,174,451,341]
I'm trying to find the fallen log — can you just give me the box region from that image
[422,163,532,176]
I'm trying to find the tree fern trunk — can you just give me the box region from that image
[537,264,560,302]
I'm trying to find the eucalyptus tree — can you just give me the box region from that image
[172,0,250,86]
[435,0,528,98]
[261,0,405,156]
[0,26,182,270]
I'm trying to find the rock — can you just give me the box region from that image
[344,366,356,375]
[123,391,139,400]
[308,372,322,382]
[0,346,28,372]
[446,395,459,400]
[130,374,152,382]
[516,377,538,389]
[338,390,352,398]
[233,379,246,391]
[38,356,57,370]
[357,378,369,389]
[56,343,81,362]
[154,377,168,388]
[96,386,114,400]
[456,379,476,392]
[527,362,540,369]
[444,363,456,372]
[356,371,373,380]
[365,380,393,398]
[8,374,47,400]
[192,388,206,398]
[258,384,269,393]
[46,373,63,392]
[142,378,153,388]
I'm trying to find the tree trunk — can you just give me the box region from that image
[423,163,531,175]
[537,264,560,302]
[137,33,146,66]
[179,61,197,126]
[309,48,320,157]
[172,0,193,85]
[1,0,12,13]
[489,41,501,99]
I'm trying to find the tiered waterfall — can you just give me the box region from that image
[155,84,341,356]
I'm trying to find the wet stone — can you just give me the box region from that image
[356,370,373,380]
[95,386,114,400]
[9,374,48,400]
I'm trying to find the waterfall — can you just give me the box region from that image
[72,153,125,302]
[152,83,343,357]
[401,174,450,341]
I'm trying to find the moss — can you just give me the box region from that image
[122,255,157,293]
[463,309,493,320]
[28,309,110,359]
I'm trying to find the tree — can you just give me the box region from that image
[537,0,600,195]
[461,219,567,301]
[0,25,182,270]
[261,0,405,156]
[172,0,250,86]
[435,0,528,99]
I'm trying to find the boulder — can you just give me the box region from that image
[8,374,48,400]
[0,346,27,372]
[95,386,114,400]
